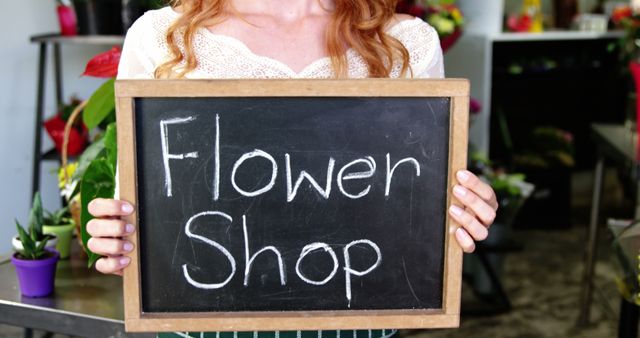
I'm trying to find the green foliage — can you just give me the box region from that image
[83,78,115,130]
[44,206,72,226]
[79,122,117,267]
[469,152,530,199]
[15,192,53,260]
[27,192,45,241]
[72,135,106,181]
[103,123,118,169]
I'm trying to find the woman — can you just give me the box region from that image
[87,0,497,335]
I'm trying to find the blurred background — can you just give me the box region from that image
[0,0,638,337]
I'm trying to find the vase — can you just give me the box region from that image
[57,4,77,36]
[43,223,75,259]
[11,249,60,297]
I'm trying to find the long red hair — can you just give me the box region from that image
[154,0,411,78]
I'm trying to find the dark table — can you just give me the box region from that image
[577,123,639,332]
[0,243,153,338]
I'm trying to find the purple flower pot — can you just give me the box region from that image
[11,249,59,297]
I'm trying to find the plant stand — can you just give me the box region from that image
[28,34,124,203]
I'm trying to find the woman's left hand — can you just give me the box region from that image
[449,170,498,253]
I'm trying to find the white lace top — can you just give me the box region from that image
[117,6,444,79]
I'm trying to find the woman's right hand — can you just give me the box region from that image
[86,198,136,276]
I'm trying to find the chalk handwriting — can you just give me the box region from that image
[285,154,335,202]
[295,242,339,285]
[337,156,377,199]
[343,240,382,308]
[243,215,286,286]
[181,212,383,305]
[385,153,421,197]
[182,211,236,289]
[231,150,278,197]
[160,116,199,197]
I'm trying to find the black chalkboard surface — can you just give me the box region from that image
[116,80,469,332]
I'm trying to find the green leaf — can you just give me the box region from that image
[34,236,51,258]
[29,227,37,243]
[80,157,116,267]
[72,135,106,181]
[83,78,115,130]
[28,192,43,237]
[103,122,118,170]
[16,220,36,259]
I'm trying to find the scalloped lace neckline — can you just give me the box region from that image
[164,7,421,76]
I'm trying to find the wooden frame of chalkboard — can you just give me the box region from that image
[115,79,469,332]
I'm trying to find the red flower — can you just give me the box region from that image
[407,5,426,18]
[395,0,414,14]
[612,6,633,25]
[507,14,533,32]
[82,46,122,78]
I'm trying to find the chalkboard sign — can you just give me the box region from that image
[115,79,469,332]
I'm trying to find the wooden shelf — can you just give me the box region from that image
[30,33,125,45]
[492,30,624,42]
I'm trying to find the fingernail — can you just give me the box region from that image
[125,224,135,233]
[120,257,131,265]
[453,185,467,197]
[457,170,470,182]
[123,242,134,252]
[122,203,134,214]
[449,205,463,216]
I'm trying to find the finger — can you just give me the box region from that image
[95,256,130,275]
[449,205,488,241]
[87,237,135,256]
[453,185,497,226]
[455,228,476,253]
[457,170,498,209]
[86,219,135,237]
[88,198,135,218]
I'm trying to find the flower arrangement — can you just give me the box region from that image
[57,47,120,266]
[506,0,544,33]
[469,152,534,225]
[513,127,575,169]
[396,0,464,52]
[612,5,640,64]
[43,98,88,156]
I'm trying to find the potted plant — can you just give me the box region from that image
[11,194,60,297]
[12,193,58,252]
[43,206,75,259]
[465,152,534,298]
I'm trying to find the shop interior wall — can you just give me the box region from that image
[0,1,107,253]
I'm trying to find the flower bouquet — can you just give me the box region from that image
[396,0,464,52]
